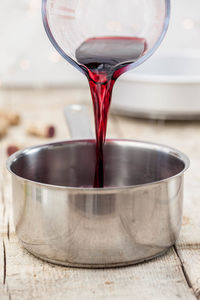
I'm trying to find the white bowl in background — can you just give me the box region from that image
[112,50,200,120]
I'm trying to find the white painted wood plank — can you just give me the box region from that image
[176,247,200,298]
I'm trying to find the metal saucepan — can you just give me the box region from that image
[7,105,189,267]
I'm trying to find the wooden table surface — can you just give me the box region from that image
[0,88,200,300]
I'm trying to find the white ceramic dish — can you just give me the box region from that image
[112,50,200,120]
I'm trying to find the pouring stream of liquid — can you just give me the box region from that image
[76,36,146,187]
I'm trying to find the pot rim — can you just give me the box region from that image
[6,139,190,192]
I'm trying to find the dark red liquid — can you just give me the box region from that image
[76,37,146,187]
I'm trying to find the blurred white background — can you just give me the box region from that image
[0,0,200,88]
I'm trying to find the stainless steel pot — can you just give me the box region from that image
[7,106,189,267]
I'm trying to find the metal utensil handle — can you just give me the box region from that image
[64,105,94,140]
